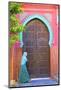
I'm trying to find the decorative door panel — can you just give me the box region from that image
[23,19,50,78]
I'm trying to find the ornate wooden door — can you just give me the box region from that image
[23,19,50,78]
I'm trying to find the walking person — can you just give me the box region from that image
[18,52,30,83]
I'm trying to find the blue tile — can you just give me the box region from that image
[16,78,58,87]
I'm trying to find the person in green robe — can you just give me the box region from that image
[18,52,30,83]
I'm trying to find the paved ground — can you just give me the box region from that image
[16,78,58,87]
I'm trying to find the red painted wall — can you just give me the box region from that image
[17,3,59,80]
[9,44,22,81]
[50,8,59,80]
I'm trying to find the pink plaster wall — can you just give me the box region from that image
[50,8,59,80]
[16,4,59,80]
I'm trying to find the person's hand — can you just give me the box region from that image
[20,41,23,47]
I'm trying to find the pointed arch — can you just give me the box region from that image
[23,14,53,46]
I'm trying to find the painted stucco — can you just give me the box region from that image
[16,3,59,80]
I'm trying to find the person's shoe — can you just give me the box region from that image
[10,80,17,86]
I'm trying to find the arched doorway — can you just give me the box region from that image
[23,18,50,78]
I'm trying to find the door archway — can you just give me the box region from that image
[23,18,50,78]
[23,15,53,46]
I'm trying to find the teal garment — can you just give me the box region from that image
[18,52,30,83]
[19,64,30,83]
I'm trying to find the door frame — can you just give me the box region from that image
[19,14,53,80]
